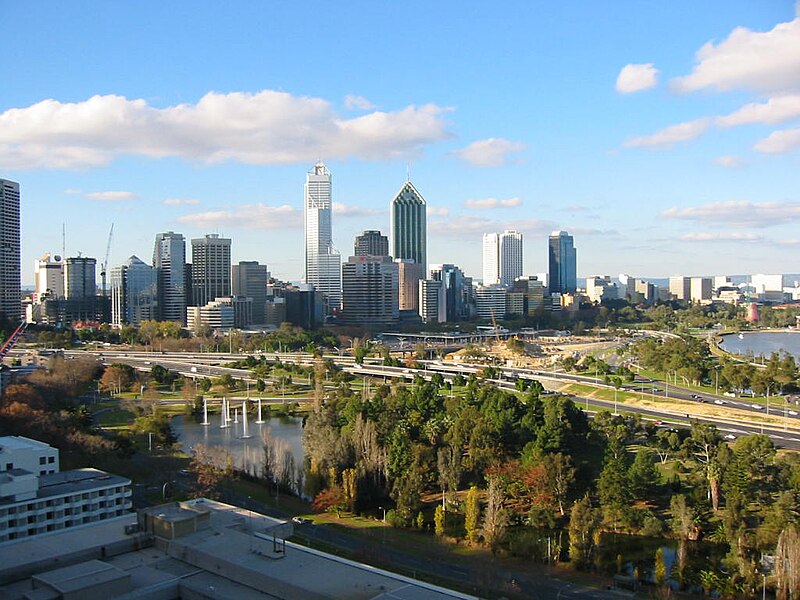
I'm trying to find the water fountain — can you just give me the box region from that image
[241,400,251,439]
[255,397,265,424]
[201,397,209,426]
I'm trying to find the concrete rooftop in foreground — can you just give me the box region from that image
[0,498,476,600]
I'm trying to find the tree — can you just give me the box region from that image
[312,487,345,518]
[569,494,599,569]
[434,505,445,537]
[670,495,697,586]
[597,439,630,529]
[629,449,660,499]
[481,474,508,554]
[341,468,357,512]
[464,486,481,544]
[654,547,666,586]
[776,525,800,600]
[100,364,134,394]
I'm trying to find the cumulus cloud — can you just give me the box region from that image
[662,200,800,227]
[680,232,763,242]
[713,155,747,169]
[0,91,452,170]
[464,197,522,209]
[85,191,138,201]
[717,95,800,127]
[177,204,301,229]
[624,118,710,149]
[163,198,200,206]
[332,202,384,217]
[615,63,659,93]
[426,206,449,217]
[672,17,800,94]
[452,138,526,167]
[344,95,376,110]
[754,127,800,153]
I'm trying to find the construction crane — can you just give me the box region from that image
[100,223,114,298]
[0,321,28,362]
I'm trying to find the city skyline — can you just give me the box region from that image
[2,2,799,284]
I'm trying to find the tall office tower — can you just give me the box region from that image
[110,256,158,327]
[429,263,469,322]
[668,276,691,301]
[341,255,399,326]
[34,254,65,299]
[0,179,21,320]
[418,278,447,324]
[153,232,187,324]
[548,231,577,294]
[304,162,341,311]
[64,257,97,299]
[390,181,426,268]
[482,230,523,286]
[231,261,269,325]
[191,234,231,308]
[354,230,389,257]
[396,259,424,312]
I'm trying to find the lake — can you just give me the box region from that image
[719,330,800,359]
[172,412,305,479]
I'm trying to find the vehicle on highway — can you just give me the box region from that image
[724,434,736,440]
[790,410,799,417]
[751,404,764,410]
[714,399,726,405]
[292,517,312,525]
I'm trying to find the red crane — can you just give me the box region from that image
[0,321,28,361]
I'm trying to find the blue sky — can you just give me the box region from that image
[2,1,799,286]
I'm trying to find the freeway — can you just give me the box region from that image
[66,349,800,449]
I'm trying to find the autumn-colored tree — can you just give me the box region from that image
[312,487,345,518]
[342,468,357,512]
[100,364,134,395]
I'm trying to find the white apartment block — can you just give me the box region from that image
[0,436,131,544]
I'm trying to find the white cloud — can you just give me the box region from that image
[428,214,554,238]
[332,202,384,217]
[0,91,452,170]
[344,95,376,110]
[680,232,763,242]
[662,200,800,227]
[163,198,200,206]
[624,118,710,149]
[713,155,747,169]
[426,206,449,217]
[672,17,800,94]
[716,95,800,127]
[452,138,526,167]
[464,197,522,209]
[177,204,301,229]
[754,127,800,154]
[615,63,659,93]
[85,191,138,201]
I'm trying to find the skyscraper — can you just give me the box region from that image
[482,230,523,286]
[232,261,269,325]
[153,232,187,324]
[191,234,231,307]
[548,231,577,294]
[110,256,158,327]
[0,179,21,320]
[341,255,399,326]
[304,162,341,311]
[354,230,389,257]
[390,181,426,268]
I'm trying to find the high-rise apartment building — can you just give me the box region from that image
[419,279,446,324]
[0,179,21,320]
[191,234,231,308]
[232,261,269,325]
[396,259,424,312]
[482,230,523,286]
[429,263,470,322]
[153,232,187,324]
[304,162,341,311]
[64,257,96,300]
[354,230,389,257]
[669,276,691,301]
[390,181,426,268]
[548,231,577,294]
[34,254,64,299]
[110,256,158,327]
[341,255,399,326]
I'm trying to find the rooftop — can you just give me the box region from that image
[0,468,130,507]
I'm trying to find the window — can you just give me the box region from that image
[48,456,54,464]
[5,463,12,470]
[39,457,46,465]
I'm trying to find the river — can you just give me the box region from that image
[719,330,800,359]
[172,413,305,478]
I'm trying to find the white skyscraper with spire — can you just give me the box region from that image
[304,162,341,311]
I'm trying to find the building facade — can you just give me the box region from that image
[34,255,64,300]
[110,256,158,327]
[304,162,341,311]
[548,231,577,294]
[354,230,389,257]
[390,181,426,268]
[0,179,20,321]
[396,259,424,312]
[482,230,523,286]
[669,276,691,301]
[341,255,399,326]
[191,234,231,308]
[152,232,187,324]
[231,261,268,325]
[419,279,447,324]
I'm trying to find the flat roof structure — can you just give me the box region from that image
[0,498,476,600]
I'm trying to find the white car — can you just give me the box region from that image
[751,404,763,410]
[724,434,736,440]
[714,399,726,405]
[789,410,798,417]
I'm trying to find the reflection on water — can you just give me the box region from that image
[172,413,305,478]
[720,331,800,359]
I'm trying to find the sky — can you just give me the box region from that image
[2,1,800,286]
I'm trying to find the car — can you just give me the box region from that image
[652,420,664,425]
[292,517,311,525]
[690,394,700,399]
[714,399,726,405]
[724,434,736,440]
[751,404,764,410]
[789,410,799,417]
[651,387,661,393]
[696,398,705,403]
